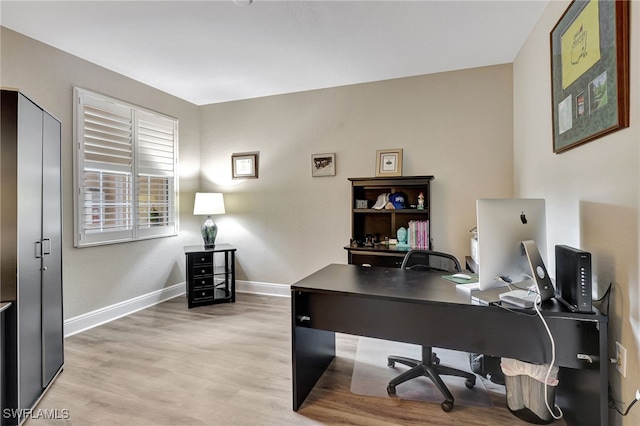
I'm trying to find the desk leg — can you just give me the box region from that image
[292,326,335,410]
[557,367,606,426]
[556,320,608,426]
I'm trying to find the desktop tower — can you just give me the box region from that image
[555,245,592,313]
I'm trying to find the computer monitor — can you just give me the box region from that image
[476,198,548,291]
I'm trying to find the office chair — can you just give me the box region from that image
[386,249,477,412]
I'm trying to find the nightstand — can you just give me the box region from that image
[184,244,236,308]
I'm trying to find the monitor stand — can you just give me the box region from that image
[521,239,555,301]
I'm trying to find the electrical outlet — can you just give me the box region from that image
[616,341,627,377]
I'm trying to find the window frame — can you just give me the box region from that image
[73,87,179,247]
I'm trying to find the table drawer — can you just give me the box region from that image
[192,252,213,266]
[192,265,213,277]
[192,276,214,289]
[350,252,404,268]
[191,288,214,302]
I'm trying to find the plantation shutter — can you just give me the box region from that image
[137,111,178,237]
[74,88,178,247]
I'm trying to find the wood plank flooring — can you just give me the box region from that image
[28,293,565,425]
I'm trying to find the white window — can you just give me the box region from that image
[74,88,178,247]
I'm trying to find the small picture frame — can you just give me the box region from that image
[232,152,259,179]
[355,199,368,209]
[311,153,336,177]
[375,149,403,177]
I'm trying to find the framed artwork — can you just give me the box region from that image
[311,153,336,177]
[232,152,259,179]
[375,149,403,177]
[550,0,629,154]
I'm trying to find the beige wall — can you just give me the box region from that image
[0,27,202,318]
[1,27,514,318]
[199,65,515,284]
[514,2,640,425]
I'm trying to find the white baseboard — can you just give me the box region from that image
[64,282,186,337]
[236,280,290,297]
[63,280,290,338]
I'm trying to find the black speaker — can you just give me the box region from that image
[555,245,592,313]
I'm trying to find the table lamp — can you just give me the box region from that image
[193,192,226,248]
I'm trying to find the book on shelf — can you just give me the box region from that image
[407,220,429,249]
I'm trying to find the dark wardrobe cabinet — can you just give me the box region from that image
[1,90,64,425]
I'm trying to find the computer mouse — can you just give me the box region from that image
[452,273,471,280]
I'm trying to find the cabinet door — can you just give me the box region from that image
[16,94,44,410]
[41,112,63,386]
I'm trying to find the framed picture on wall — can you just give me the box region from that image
[550,0,629,153]
[232,152,259,179]
[375,149,403,177]
[311,153,336,177]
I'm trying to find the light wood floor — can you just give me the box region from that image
[29,293,565,425]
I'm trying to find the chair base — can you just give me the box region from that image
[387,346,476,412]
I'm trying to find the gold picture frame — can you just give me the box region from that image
[375,149,403,177]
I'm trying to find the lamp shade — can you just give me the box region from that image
[193,192,226,215]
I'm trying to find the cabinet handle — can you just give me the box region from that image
[43,238,51,255]
[35,241,43,258]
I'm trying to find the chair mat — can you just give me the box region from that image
[350,337,493,408]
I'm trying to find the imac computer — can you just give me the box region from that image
[476,199,553,301]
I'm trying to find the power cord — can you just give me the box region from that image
[497,274,563,420]
[532,292,564,420]
[497,274,536,292]
[496,275,514,290]
[609,385,640,416]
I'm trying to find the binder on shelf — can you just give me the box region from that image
[408,220,429,249]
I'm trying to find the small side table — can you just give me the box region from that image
[184,244,236,308]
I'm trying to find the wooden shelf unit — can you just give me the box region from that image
[345,176,434,267]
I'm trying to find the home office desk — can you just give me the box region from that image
[291,264,608,426]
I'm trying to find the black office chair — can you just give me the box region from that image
[386,249,476,412]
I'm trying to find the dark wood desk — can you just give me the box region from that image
[291,264,608,426]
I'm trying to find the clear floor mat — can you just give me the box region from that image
[350,337,493,408]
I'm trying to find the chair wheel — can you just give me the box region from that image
[441,400,454,412]
[465,378,475,389]
[434,356,440,365]
[387,359,395,368]
[387,384,396,395]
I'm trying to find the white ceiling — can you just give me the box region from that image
[1,0,549,106]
